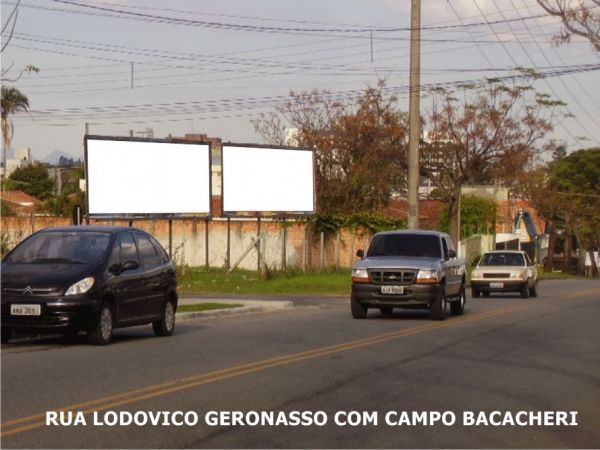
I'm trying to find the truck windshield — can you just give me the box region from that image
[5,231,112,265]
[367,234,441,258]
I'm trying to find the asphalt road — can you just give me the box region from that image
[1,279,599,449]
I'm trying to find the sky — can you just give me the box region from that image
[1,0,600,162]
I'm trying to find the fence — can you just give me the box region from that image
[0,216,374,271]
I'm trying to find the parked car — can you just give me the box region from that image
[471,250,538,298]
[1,226,178,345]
[351,230,466,320]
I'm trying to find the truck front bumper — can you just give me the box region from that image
[351,283,441,308]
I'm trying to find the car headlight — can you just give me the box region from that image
[352,269,369,283]
[510,272,526,280]
[416,269,439,284]
[471,271,482,280]
[65,277,95,296]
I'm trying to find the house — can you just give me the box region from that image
[0,190,39,216]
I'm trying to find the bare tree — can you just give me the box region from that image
[536,0,600,50]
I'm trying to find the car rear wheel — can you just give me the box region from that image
[88,303,113,345]
[521,283,530,298]
[430,288,446,321]
[450,286,466,315]
[351,296,367,319]
[153,300,176,337]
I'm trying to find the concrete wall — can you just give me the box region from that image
[1,216,373,271]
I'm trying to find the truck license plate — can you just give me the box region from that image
[10,304,41,316]
[381,285,404,295]
[490,282,504,288]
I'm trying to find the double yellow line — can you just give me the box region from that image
[1,304,526,438]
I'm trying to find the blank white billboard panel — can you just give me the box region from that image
[86,138,211,216]
[222,145,315,214]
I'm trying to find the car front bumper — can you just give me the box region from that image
[352,283,441,307]
[471,280,526,292]
[1,296,101,333]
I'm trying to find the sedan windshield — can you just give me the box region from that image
[4,232,112,264]
[479,253,525,267]
[367,234,441,258]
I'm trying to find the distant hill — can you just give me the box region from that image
[41,150,82,165]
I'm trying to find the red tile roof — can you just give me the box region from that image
[0,190,39,215]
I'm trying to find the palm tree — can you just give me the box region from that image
[1,86,29,179]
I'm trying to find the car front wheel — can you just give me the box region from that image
[153,300,176,337]
[88,303,113,345]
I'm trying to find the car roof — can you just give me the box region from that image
[374,230,447,236]
[482,250,526,254]
[36,226,144,234]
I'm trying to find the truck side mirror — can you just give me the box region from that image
[448,249,457,259]
[356,249,364,258]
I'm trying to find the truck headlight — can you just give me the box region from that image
[416,269,439,284]
[352,269,369,283]
[65,277,95,296]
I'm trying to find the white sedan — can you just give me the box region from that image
[470,250,538,298]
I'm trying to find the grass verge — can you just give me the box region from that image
[177,303,244,313]
[178,267,350,296]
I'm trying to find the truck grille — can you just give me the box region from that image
[369,270,417,285]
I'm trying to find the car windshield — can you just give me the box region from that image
[4,231,112,265]
[367,234,441,258]
[479,253,525,267]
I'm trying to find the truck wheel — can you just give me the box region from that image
[379,306,393,315]
[471,288,480,298]
[351,296,367,319]
[529,283,538,297]
[520,283,530,298]
[430,289,446,321]
[88,302,113,345]
[450,286,466,315]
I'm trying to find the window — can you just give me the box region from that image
[120,232,139,265]
[149,236,169,263]
[136,233,162,269]
[442,238,449,260]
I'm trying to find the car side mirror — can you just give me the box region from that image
[356,249,364,258]
[121,260,139,272]
[109,263,122,275]
[448,249,457,259]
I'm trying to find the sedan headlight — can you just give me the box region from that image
[416,269,439,284]
[65,277,95,296]
[352,269,369,283]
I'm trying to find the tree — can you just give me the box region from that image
[8,163,53,200]
[549,148,600,276]
[536,0,600,50]
[422,77,565,245]
[1,86,29,177]
[439,194,497,241]
[252,82,409,216]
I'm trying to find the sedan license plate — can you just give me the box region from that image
[381,285,404,295]
[10,304,41,316]
[490,282,504,289]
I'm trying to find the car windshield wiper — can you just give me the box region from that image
[28,257,86,264]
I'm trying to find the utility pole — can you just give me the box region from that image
[407,0,421,229]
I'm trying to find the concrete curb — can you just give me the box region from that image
[176,299,294,321]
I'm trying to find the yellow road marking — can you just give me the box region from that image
[566,287,600,299]
[1,304,526,438]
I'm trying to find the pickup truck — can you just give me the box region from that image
[351,230,466,320]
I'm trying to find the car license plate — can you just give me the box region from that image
[10,304,41,316]
[490,282,504,289]
[381,285,404,295]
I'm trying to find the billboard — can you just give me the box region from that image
[221,144,315,215]
[85,136,211,217]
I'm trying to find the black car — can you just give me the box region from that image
[1,226,178,345]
